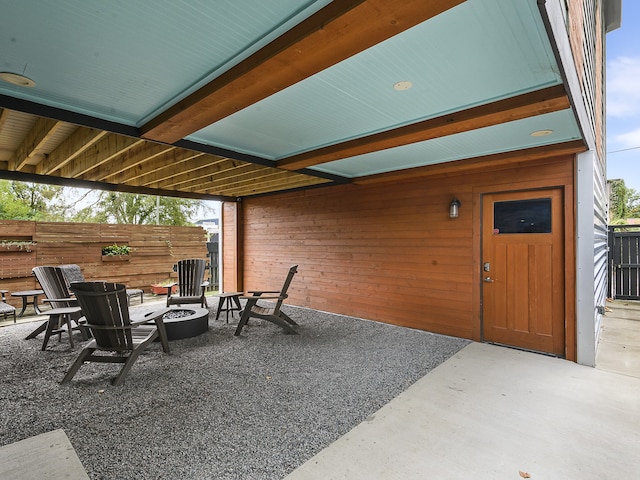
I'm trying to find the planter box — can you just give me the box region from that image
[0,244,34,253]
[101,255,130,262]
[151,284,178,295]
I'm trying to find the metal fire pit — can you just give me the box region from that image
[161,307,209,341]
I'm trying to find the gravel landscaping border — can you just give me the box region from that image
[0,304,469,479]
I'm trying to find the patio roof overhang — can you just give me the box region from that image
[0,0,586,201]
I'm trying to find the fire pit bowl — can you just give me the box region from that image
[160,307,209,341]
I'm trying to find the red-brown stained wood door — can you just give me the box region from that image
[482,189,565,356]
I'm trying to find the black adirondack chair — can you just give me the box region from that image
[28,266,83,350]
[62,282,170,386]
[166,259,209,308]
[234,265,299,336]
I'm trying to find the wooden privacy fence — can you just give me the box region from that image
[0,220,208,309]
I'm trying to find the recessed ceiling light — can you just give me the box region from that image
[393,81,413,91]
[530,129,554,137]
[0,72,36,87]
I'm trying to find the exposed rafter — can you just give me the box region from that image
[59,135,144,178]
[80,142,174,182]
[105,150,207,185]
[37,127,107,175]
[10,117,63,171]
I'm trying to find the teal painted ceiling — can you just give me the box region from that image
[0,0,333,125]
[0,0,583,198]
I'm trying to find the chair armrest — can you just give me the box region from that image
[42,297,77,304]
[130,307,172,325]
[247,290,280,295]
[239,295,283,301]
[134,307,172,353]
[82,323,134,331]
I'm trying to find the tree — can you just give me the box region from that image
[0,180,65,220]
[79,191,201,225]
[608,179,628,222]
[608,179,640,224]
[628,190,640,219]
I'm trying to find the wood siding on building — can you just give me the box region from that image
[222,202,242,293]
[229,156,576,356]
[0,220,207,309]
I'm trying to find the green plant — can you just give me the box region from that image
[101,244,131,256]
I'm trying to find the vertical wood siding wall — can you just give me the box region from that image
[0,220,207,309]
[228,156,576,352]
[222,202,242,292]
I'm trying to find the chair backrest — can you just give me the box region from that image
[70,282,133,350]
[32,266,74,309]
[273,265,298,313]
[176,259,207,296]
[58,264,85,288]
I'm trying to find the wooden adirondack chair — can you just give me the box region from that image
[28,266,83,350]
[62,282,171,386]
[234,265,299,336]
[166,259,209,308]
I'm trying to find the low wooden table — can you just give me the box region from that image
[11,289,44,317]
[214,292,242,323]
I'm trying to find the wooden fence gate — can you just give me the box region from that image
[609,225,640,300]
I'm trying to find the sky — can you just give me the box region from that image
[606,1,640,192]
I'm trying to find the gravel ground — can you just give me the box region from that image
[0,304,469,480]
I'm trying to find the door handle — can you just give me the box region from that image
[484,276,494,283]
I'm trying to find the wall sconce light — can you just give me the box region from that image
[449,198,461,218]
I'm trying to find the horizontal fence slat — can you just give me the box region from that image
[0,220,211,307]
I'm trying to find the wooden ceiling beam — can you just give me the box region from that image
[10,116,63,171]
[37,127,107,175]
[140,0,465,144]
[277,85,571,171]
[60,134,144,178]
[353,140,586,185]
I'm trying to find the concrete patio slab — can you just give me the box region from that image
[0,429,89,480]
[286,340,640,479]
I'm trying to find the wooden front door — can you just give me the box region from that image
[482,189,565,356]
